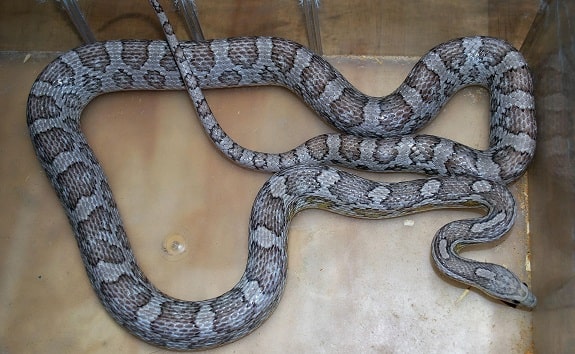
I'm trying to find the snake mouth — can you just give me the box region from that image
[502,300,519,309]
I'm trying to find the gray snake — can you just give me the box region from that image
[26,0,537,350]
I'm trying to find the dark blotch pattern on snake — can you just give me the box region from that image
[26,0,536,349]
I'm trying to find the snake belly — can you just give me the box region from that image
[26,3,536,349]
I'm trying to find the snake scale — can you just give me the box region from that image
[26,0,537,350]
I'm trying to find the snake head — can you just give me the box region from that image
[473,265,537,309]
[499,282,537,309]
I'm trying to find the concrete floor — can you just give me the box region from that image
[1,53,533,353]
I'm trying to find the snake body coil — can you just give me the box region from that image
[26,2,536,349]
